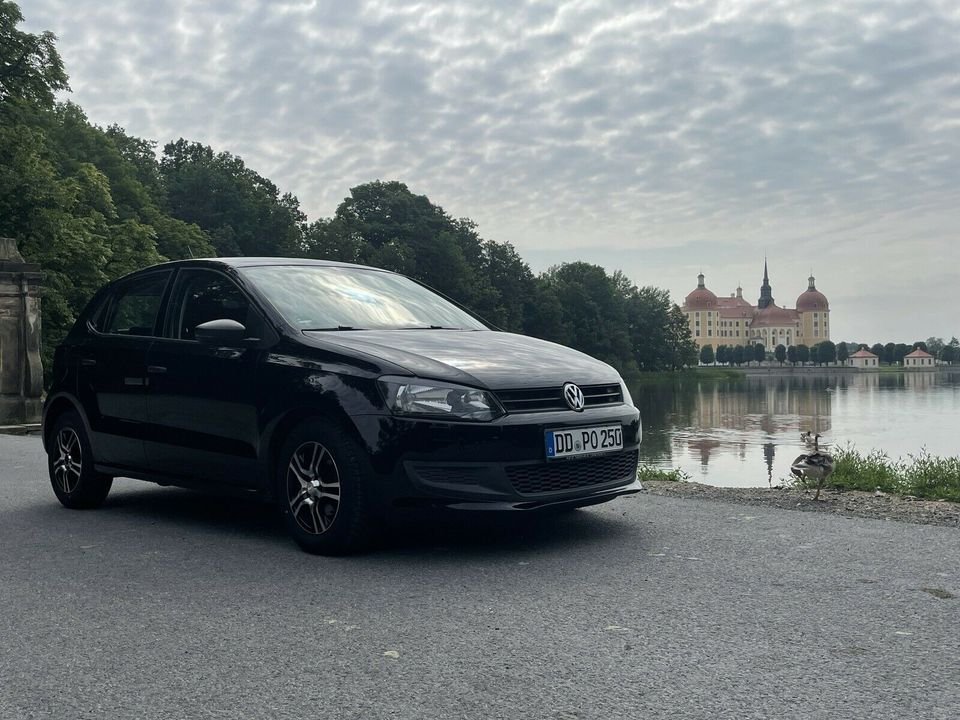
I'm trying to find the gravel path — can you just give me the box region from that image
[643,480,960,528]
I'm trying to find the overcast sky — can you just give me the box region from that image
[24,0,960,342]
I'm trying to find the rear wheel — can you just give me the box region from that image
[47,411,113,509]
[276,419,375,555]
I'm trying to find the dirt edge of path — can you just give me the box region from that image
[641,480,960,528]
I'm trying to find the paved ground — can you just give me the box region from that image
[1,434,958,720]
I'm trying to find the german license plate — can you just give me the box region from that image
[545,425,623,459]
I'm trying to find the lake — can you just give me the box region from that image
[632,370,960,487]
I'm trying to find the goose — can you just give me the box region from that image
[800,430,812,445]
[790,434,835,500]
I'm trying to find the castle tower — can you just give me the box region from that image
[796,272,830,343]
[757,259,774,309]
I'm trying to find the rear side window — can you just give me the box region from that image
[101,272,171,336]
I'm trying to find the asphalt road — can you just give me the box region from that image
[1,433,958,720]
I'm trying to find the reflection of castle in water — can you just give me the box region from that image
[685,375,833,468]
[633,370,960,485]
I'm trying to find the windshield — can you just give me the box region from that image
[241,265,487,331]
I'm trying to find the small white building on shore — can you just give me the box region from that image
[847,348,879,369]
[904,348,935,368]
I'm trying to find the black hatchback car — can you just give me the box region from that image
[43,258,642,553]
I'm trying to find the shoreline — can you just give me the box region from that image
[641,480,960,528]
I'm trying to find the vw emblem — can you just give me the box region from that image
[563,382,585,412]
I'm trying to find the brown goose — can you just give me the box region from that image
[790,434,835,500]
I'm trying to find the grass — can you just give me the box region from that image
[637,465,691,483]
[794,445,960,502]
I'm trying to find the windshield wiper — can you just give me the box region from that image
[302,326,366,331]
[399,325,464,330]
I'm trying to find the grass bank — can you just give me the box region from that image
[798,446,960,502]
[637,466,691,483]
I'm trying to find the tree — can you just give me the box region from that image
[837,341,849,364]
[926,337,945,357]
[753,343,765,365]
[786,345,798,365]
[700,345,715,365]
[662,304,698,370]
[733,345,745,366]
[818,340,837,365]
[715,345,728,365]
[810,344,821,365]
[796,344,810,364]
[775,344,786,365]
[161,138,306,257]
[0,1,69,107]
[871,343,885,360]
[894,343,909,365]
[942,345,957,364]
[883,342,896,364]
[913,341,928,353]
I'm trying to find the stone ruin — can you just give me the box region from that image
[0,237,44,424]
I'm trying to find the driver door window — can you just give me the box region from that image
[167,270,262,340]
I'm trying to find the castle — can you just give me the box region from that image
[681,261,830,351]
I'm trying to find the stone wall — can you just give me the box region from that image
[0,237,44,424]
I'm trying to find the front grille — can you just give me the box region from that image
[506,450,638,495]
[496,383,624,413]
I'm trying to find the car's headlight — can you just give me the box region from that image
[378,376,504,422]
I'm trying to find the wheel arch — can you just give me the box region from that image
[42,393,92,453]
[259,403,367,499]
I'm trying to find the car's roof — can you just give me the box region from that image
[120,257,392,280]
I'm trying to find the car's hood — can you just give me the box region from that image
[301,329,620,389]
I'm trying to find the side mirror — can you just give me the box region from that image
[195,318,246,345]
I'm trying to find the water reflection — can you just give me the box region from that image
[632,371,960,487]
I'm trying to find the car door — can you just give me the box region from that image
[144,268,267,486]
[76,270,172,471]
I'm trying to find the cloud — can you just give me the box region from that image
[22,0,960,341]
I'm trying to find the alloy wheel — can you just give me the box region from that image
[53,428,83,494]
[286,441,341,535]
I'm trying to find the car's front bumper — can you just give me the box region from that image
[351,404,642,509]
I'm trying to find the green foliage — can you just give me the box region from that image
[715,345,728,365]
[161,138,306,257]
[753,343,765,364]
[0,1,68,107]
[804,446,960,502]
[699,344,714,365]
[837,341,849,363]
[732,345,745,365]
[637,465,691,483]
[870,343,885,360]
[774,344,786,365]
[786,345,797,365]
[815,340,837,364]
[796,344,810,364]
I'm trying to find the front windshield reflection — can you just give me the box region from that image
[242,265,487,331]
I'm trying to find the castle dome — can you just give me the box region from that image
[684,272,717,310]
[796,275,829,312]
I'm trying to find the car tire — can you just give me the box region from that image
[47,411,113,509]
[276,418,375,555]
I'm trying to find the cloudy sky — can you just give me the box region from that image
[24,0,960,342]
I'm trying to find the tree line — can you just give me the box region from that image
[701,338,959,367]
[0,2,698,383]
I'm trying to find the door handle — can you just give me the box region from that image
[147,365,167,374]
[79,358,96,367]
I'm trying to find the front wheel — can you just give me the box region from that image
[276,419,375,555]
[47,411,113,509]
